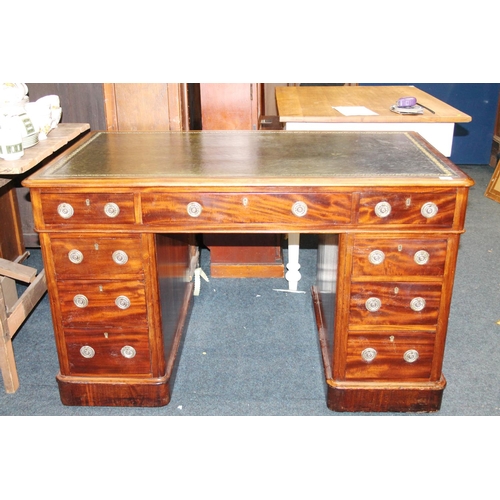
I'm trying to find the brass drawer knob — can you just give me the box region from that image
[73,294,89,308]
[361,347,377,362]
[57,202,74,219]
[68,249,84,264]
[80,345,95,358]
[104,202,120,218]
[374,201,391,218]
[187,201,203,217]
[365,297,382,312]
[410,297,426,312]
[368,249,385,265]
[115,295,131,310]
[121,345,136,359]
[421,202,438,218]
[112,250,129,265]
[403,349,419,363]
[291,201,308,217]
[414,250,430,265]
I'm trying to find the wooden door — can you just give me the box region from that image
[103,84,189,131]
[199,83,263,130]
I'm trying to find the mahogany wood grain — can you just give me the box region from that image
[199,84,263,130]
[49,234,145,279]
[155,234,195,381]
[64,328,152,376]
[312,287,446,411]
[24,131,473,411]
[56,279,148,327]
[40,192,136,226]
[350,236,448,278]
[141,191,353,232]
[325,378,446,413]
[356,190,458,227]
[345,330,436,380]
[348,282,442,327]
[57,373,172,407]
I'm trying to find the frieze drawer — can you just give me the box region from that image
[356,190,457,227]
[64,328,152,376]
[349,282,442,326]
[351,237,448,277]
[49,235,145,278]
[40,193,136,226]
[56,280,148,327]
[141,192,352,230]
[345,330,435,380]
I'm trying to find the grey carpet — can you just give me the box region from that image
[1,164,499,416]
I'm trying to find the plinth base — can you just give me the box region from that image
[56,373,172,407]
[325,377,446,413]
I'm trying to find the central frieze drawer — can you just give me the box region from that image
[40,193,136,226]
[141,192,352,229]
[64,328,152,376]
[356,190,457,226]
[56,280,148,327]
[349,282,442,326]
[49,235,145,278]
[351,237,448,277]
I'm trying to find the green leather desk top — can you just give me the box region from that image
[24,131,473,188]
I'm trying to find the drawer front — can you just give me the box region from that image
[141,192,352,230]
[57,280,148,327]
[349,282,442,326]
[40,193,136,226]
[64,328,151,376]
[50,235,145,278]
[356,190,457,227]
[351,237,448,277]
[345,331,435,380]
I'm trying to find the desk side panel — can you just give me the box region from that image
[155,234,195,383]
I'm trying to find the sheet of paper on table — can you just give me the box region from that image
[332,106,379,116]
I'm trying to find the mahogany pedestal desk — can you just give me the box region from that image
[24,131,473,412]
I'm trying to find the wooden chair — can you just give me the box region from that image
[0,258,46,393]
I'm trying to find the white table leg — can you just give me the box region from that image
[316,234,339,293]
[286,233,301,291]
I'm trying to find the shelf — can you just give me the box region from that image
[0,123,90,175]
